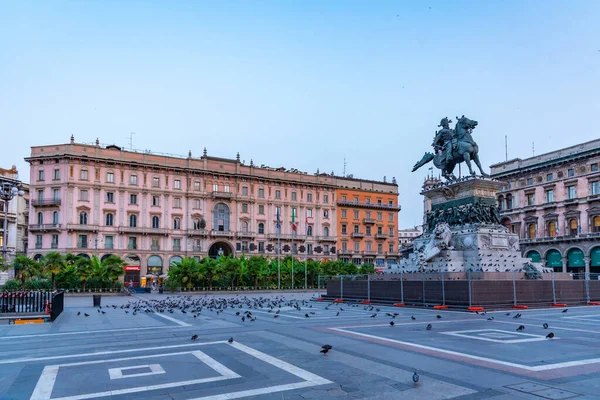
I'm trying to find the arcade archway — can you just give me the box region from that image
[208,242,233,258]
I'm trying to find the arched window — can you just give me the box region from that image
[152,216,160,229]
[307,225,313,236]
[37,212,44,225]
[52,211,59,225]
[213,203,230,231]
[105,213,113,226]
[258,223,265,234]
[569,218,578,236]
[497,195,505,210]
[241,221,248,232]
[548,221,557,237]
[323,226,330,237]
[193,219,200,230]
[129,214,137,227]
[79,211,88,225]
[594,216,600,233]
[528,223,536,239]
[173,217,181,230]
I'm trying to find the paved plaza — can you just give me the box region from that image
[2,293,600,399]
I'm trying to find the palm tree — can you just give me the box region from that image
[103,255,126,289]
[72,256,93,291]
[11,255,41,290]
[168,257,202,289]
[41,251,65,290]
[201,257,219,289]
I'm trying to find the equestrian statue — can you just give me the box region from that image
[412,115,488,181]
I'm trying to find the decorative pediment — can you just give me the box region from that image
[524,215,538,223]
[190,213,203,219]
[586,205,600,216]
[542,212,558,221]
[564,209,581,218]
[76,205,91,211]
[239,216,250,222]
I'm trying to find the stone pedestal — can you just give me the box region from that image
[396,177,543,274]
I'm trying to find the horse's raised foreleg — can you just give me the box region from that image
[473,152,489,177]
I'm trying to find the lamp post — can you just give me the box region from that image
[1,179,25,268]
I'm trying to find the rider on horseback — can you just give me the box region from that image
[433,117,455,165]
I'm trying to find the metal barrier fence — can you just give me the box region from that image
[50,291,64,321]
[0,291,52,314]
[319,272,600,308]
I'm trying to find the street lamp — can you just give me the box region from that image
[1,180,25,267]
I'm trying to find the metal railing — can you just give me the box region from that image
[318,272,600,308]
[0,290,52,314]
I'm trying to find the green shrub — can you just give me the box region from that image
[1,279,21,291]
[25,279,51,290]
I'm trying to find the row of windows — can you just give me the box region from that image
[34,234,193,251]
[340,242,395,252]
[52,190,333,214]
[519,163,600,187]
[500,182,600,210]
[519,216,600,239]
[340,224,395,236]
[340,195,394,206]
[341,209,394,221]
[36,169,331,202]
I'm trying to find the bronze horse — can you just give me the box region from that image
[412,116,488,180]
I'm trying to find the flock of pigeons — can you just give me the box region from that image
[74,295,569,389]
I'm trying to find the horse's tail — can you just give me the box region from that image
[412,152,435,172]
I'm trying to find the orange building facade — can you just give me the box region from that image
[335,178,400,266]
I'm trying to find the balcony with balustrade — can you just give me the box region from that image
[236,231,254,239]
[66,223,100,232]
[29,224,61,232]
[337,199,401,211]
[187,229,208,237]
[31,198,61,208]
[363,218,376,225]
[317,236,336,243]
[375,233,388,240]
[210,230,234,238]
[212,191,233,200]
[351,231,365,238]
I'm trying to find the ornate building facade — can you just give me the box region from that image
[335,178,400,266]
[26,137,396,284]
[490,139,600,274]
[0,167,29,284]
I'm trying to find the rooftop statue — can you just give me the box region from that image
[412,115,488,181]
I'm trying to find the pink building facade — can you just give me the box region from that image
[26,138,340,285]
[491,138,600,274]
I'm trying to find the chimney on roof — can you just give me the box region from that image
[70,135,75,144]
[188,150,192,158]
[203,147,207,157]
[236,152,240,162]
[250,159,254,167]
[95,138,100,146]
[383,175,387,183]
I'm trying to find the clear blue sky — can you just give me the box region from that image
[1,1,599,228]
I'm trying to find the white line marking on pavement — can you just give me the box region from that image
[0,341,225,365]
[153,312,191,326]
[30,349,241,400]
[491,320,600,334]
[29,341,331,400]
[440,329,549,343]
[335,318,477,329]
[108,364,165,380]
[188,381,322,400]
[0,325,181,340]
[331,327,600,371]
[229,341,332,386]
